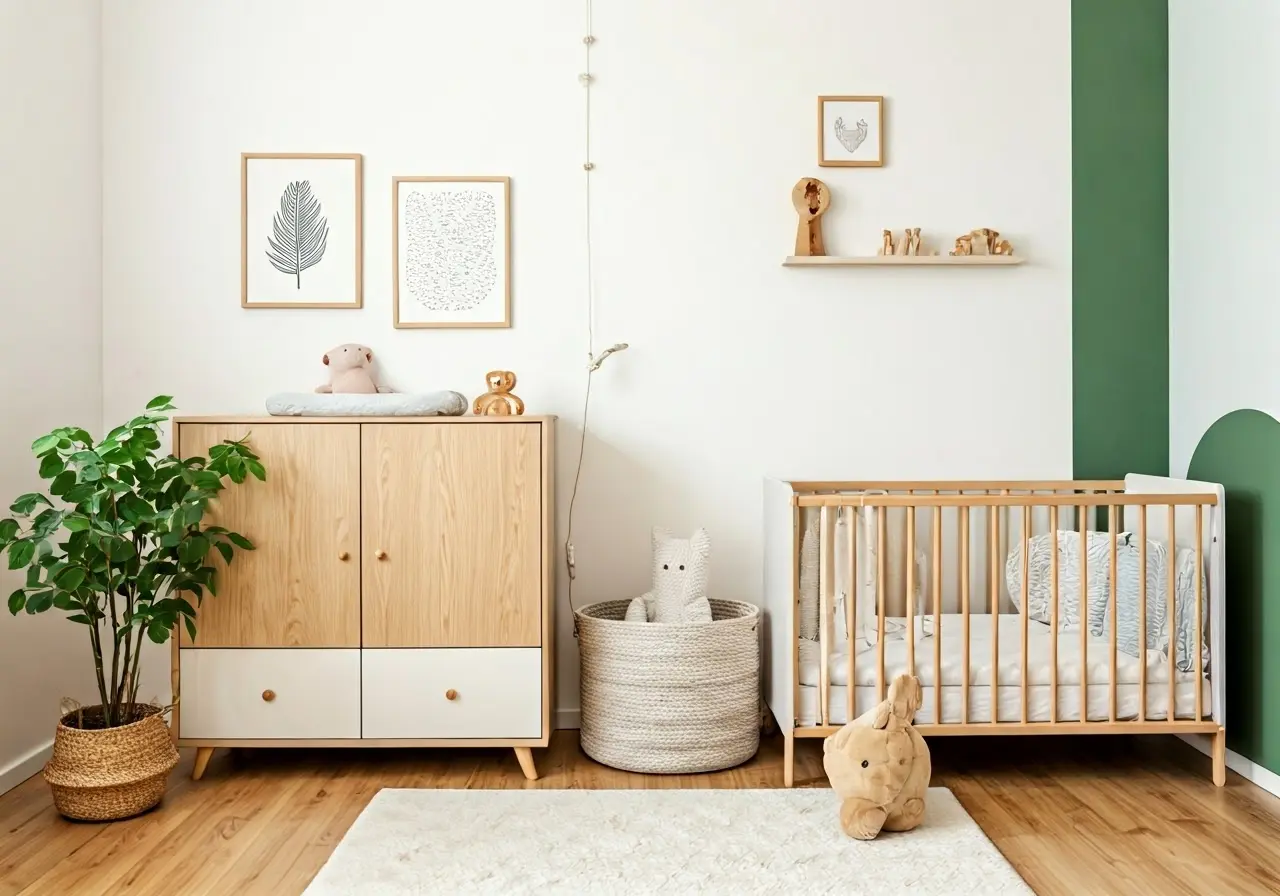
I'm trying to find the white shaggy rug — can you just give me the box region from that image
[304,788,1031,895]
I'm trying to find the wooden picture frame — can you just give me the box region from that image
[392,175,511,329]
[241,152,363,309]
[817,96,885,168]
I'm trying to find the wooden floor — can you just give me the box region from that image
[3,731,1280,895]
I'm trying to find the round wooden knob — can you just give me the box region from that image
[445,689,458,701]
[262,689,276,703]
[375,550,387,560]
[338,551,350,561]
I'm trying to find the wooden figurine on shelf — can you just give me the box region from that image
[907,228,922,256]
[473,370,525,416]
[894,229,910,256]
[878,229,895,256]
[950,228,1014,257]
[791,177,831,257]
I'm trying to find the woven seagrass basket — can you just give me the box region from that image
[43,704,179,822]
[576,598,761,774]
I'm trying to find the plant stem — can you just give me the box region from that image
[87,619,111,718]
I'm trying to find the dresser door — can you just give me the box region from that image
[177,423,361,647]
[361,423,542,647]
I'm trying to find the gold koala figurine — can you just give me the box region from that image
[473,370,525,416]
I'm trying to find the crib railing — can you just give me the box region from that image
[791,482,1217,737]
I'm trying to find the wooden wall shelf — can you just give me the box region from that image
[783,255,1025,266]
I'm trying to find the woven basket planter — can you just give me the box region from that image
[43,704,179,822]
[576,598,761,774]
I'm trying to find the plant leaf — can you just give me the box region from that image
[31,434,60,455]
[0,518,18,545]
[7,540,34,569]
[10,493,50,516]
[146,395,175,411]
[184,616,197,641]
[7,589,25,615]
[49,471,77,496]
[226,532,254,551]
[55,567,86,590]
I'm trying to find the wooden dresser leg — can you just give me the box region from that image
[1212,728,1227,787]
[514,747,539,781]
[783,732,795,788]
[192,747,214,781]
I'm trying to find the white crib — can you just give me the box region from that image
[762,476,1226,787]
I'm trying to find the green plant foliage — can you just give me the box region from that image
[0,396,265,728]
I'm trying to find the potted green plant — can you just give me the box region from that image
[0,396,264,820]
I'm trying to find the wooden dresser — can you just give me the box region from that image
[170,416,555,781]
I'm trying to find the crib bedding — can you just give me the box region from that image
[797,678,1212,727]
[797,613,1207,690]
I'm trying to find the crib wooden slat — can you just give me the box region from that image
[878,505,887,703]
[906,505,916,678]
[1079,512,1088,723]
[1021,505,1030,724]
[990,503,1000,724]
[1138,503,1147,723]
[819,506,834,727]
[792,504,802,742]
[1168,505,1177,723]
[1195,504,1204,721]
[1050,504,1059,723]
[961,505,970,724]
[847,505,857,725]
[1109,504,1118,723]
[933,506,942,726]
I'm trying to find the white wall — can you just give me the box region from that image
[102,0,1073,721]
[1169,0,1280,474]
[0,0,103,791]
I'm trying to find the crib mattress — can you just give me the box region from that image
[798,614,1206,689]
[797,679,1212,726]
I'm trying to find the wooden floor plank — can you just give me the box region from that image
[0,731,1276,895]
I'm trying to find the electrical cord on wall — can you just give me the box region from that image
[565,0,628,616]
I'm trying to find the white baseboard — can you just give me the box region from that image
[0,738,53,797]
[555,708,581,730]
[1179,733,1280,797]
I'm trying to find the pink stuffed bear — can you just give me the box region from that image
[315,344,392,395]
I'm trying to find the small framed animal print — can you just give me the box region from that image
[817,96,885,168]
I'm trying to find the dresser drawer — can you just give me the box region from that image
[179,649,360,739]
[361,648,542,739]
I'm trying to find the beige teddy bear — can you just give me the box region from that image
[315,344,392,395]
[822,673,931,840]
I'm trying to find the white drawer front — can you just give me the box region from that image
[179,649,360,739]
[362,648,542,739]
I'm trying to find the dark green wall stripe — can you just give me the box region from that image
[1071,0,1168,479]
[1188,410,1280,774]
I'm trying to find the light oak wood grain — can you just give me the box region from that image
[176,423,361,648]
[2,732,1278,896]
[361,423,542,647]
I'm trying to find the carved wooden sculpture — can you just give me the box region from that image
[908,228,922,256]
[473,370,525,416]
[791,177,831,257]
[879,229,895,256]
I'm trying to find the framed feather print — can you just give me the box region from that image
[818,96,885,168]
[241,153,363,308]
[392,175,511,328]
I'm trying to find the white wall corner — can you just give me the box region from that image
[1178,734,1280,799]
[0,738,53,798]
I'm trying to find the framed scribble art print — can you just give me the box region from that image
[817,96,884,168]
[393,175,511,328]
[241,152,363,308]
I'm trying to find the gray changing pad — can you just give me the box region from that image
[266,391,468,417]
